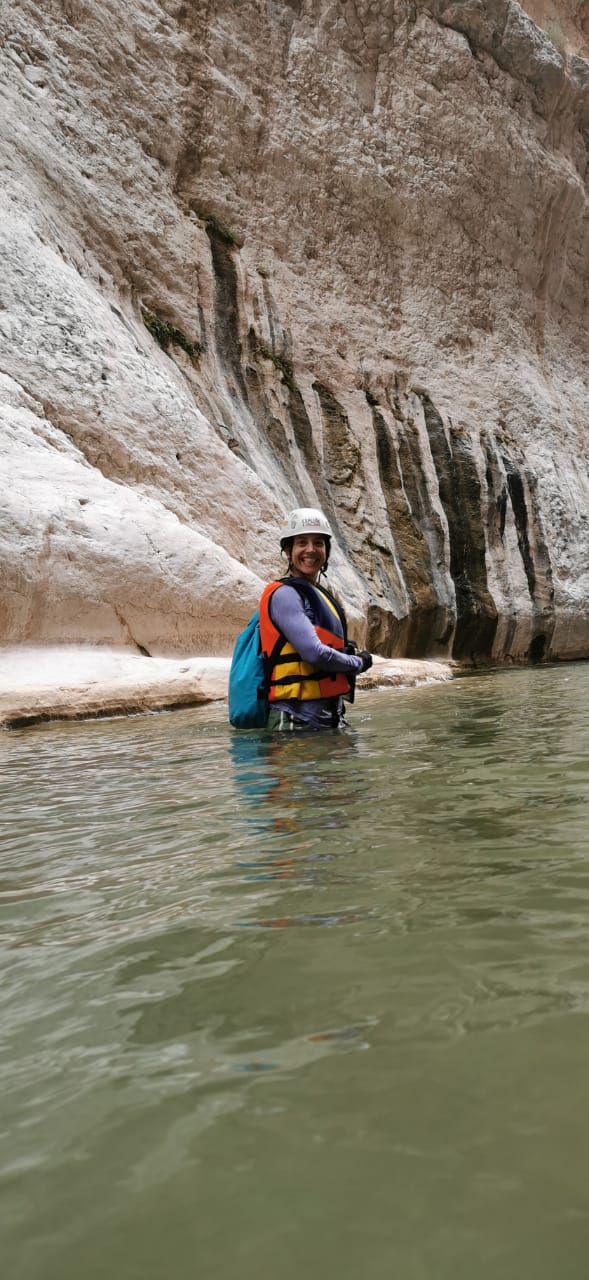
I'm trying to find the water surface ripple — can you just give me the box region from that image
[2,665,589,1279]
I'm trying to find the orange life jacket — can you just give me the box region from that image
[259,578,352,703]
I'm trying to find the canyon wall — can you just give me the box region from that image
[1,0,588,661]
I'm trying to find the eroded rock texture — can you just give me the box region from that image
[0,0,588,660]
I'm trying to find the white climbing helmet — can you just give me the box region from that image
[279,507,333,545]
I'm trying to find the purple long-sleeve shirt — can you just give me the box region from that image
[269,583,363,727]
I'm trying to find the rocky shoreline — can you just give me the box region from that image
[0,647,455,729]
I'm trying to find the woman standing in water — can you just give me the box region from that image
[259,508,373,731]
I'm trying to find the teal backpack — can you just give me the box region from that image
[228,611,270,729]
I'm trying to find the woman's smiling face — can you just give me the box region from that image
[290,534,327,582]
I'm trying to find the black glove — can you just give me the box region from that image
[358,650,373,672]
[343,640,358,655]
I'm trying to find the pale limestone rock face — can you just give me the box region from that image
[0,0,588,662]
[1,373,262,654]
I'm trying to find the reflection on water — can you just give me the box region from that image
[1,665,589,1280]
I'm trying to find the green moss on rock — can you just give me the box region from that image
[257,343,297,391]
[204,215,240,247]
[142,309,199,360]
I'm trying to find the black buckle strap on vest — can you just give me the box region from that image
[269,671,324,689]
[262,634,285,697]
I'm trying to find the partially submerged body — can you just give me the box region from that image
[264,577,363,730]
[258,509,372,733]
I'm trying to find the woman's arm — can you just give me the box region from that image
[269,585,363,673]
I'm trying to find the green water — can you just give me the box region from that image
[2,664,589,1279]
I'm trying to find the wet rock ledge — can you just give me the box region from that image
[0,648,455,729]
